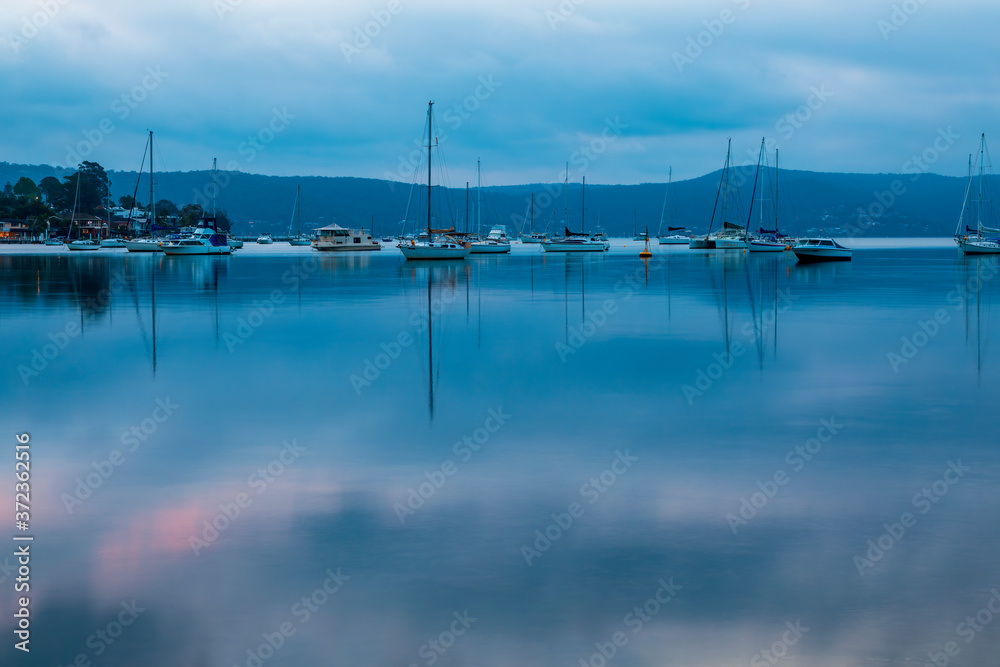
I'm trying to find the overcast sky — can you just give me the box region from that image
[2,0,999,186]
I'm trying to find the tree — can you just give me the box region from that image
[13,177,40,200]
[154,199,179,219]
[178,204,203,228]
[62,161,111,215]
[119,195,137,209]
[39,176,64,206]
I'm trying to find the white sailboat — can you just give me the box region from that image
[955,133,1000,255]
[470,160,511,254]
[288,185,312,245]
[690,140,746,249]
[65,171,100,251]
[399,102,471,260]
[746,140,787,252]
[656,168,688,244]
[124,131,165,252]
[542,176,606,252]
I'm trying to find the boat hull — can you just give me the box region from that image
[713,238,748,250]
[541,241,606,252]
[67,242,100,251]
[749,240,788,252]
[958,238,1000,254]
[313,242,381,251]
[288,240,312,246]
[688,237,714,249]
[520,237,543,244]
[100,239,127,248]
[658,236,689,245]
[399,243,470,260]
[125,240,162,252]
[792,248,851,263]
[161,246,232,256]
[469,243,511,254]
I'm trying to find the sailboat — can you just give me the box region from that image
[66,172,100,251]
[399,102,471,260]
[657,167,689,244]
[521,193,545,243]
[955,133,1000,254]
[691,140,746,249]
[746,140,787,252]
[125,131,164,252]
[470,160,511,253]
[288,185,312,245]
[542,176,607,252]
[632,210,648,241]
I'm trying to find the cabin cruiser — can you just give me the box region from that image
[161,227,232,255]
[256,233,273,244]
[792,238,852,263]
[470,225,512,254]
[313,224,381,251]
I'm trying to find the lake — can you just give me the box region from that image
[1,240,997,667]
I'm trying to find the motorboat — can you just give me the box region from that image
[792,238,852,263]
[470,225,512,254]
[313,224,381,251]
[44,238,64,246]
[659,233,689,245]
[228,238,244,249]
[100,238,127,248]
[256,233,273,244]
[542,232,607,252]
[161,227,232,255]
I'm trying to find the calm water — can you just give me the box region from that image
[1,241,998,667]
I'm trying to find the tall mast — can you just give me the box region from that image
[581,175,586,232]
[530,192,534,234]
[465,181,469,233]
[297,185,301,235]
[149,130,154,231]
[658,167,671,237]
[978,133,984,233]
[563,162,569,230]
[210,159,217,221]
[774,149,779,230]
[477,158,482,235]
[722,138,731,225]
[426,101,433,238]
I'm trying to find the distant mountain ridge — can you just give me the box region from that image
[0,162,970,237]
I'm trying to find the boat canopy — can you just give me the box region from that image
[667,226,685,231]
[723,221,745,231]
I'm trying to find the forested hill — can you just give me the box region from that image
[0,162,973,237]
